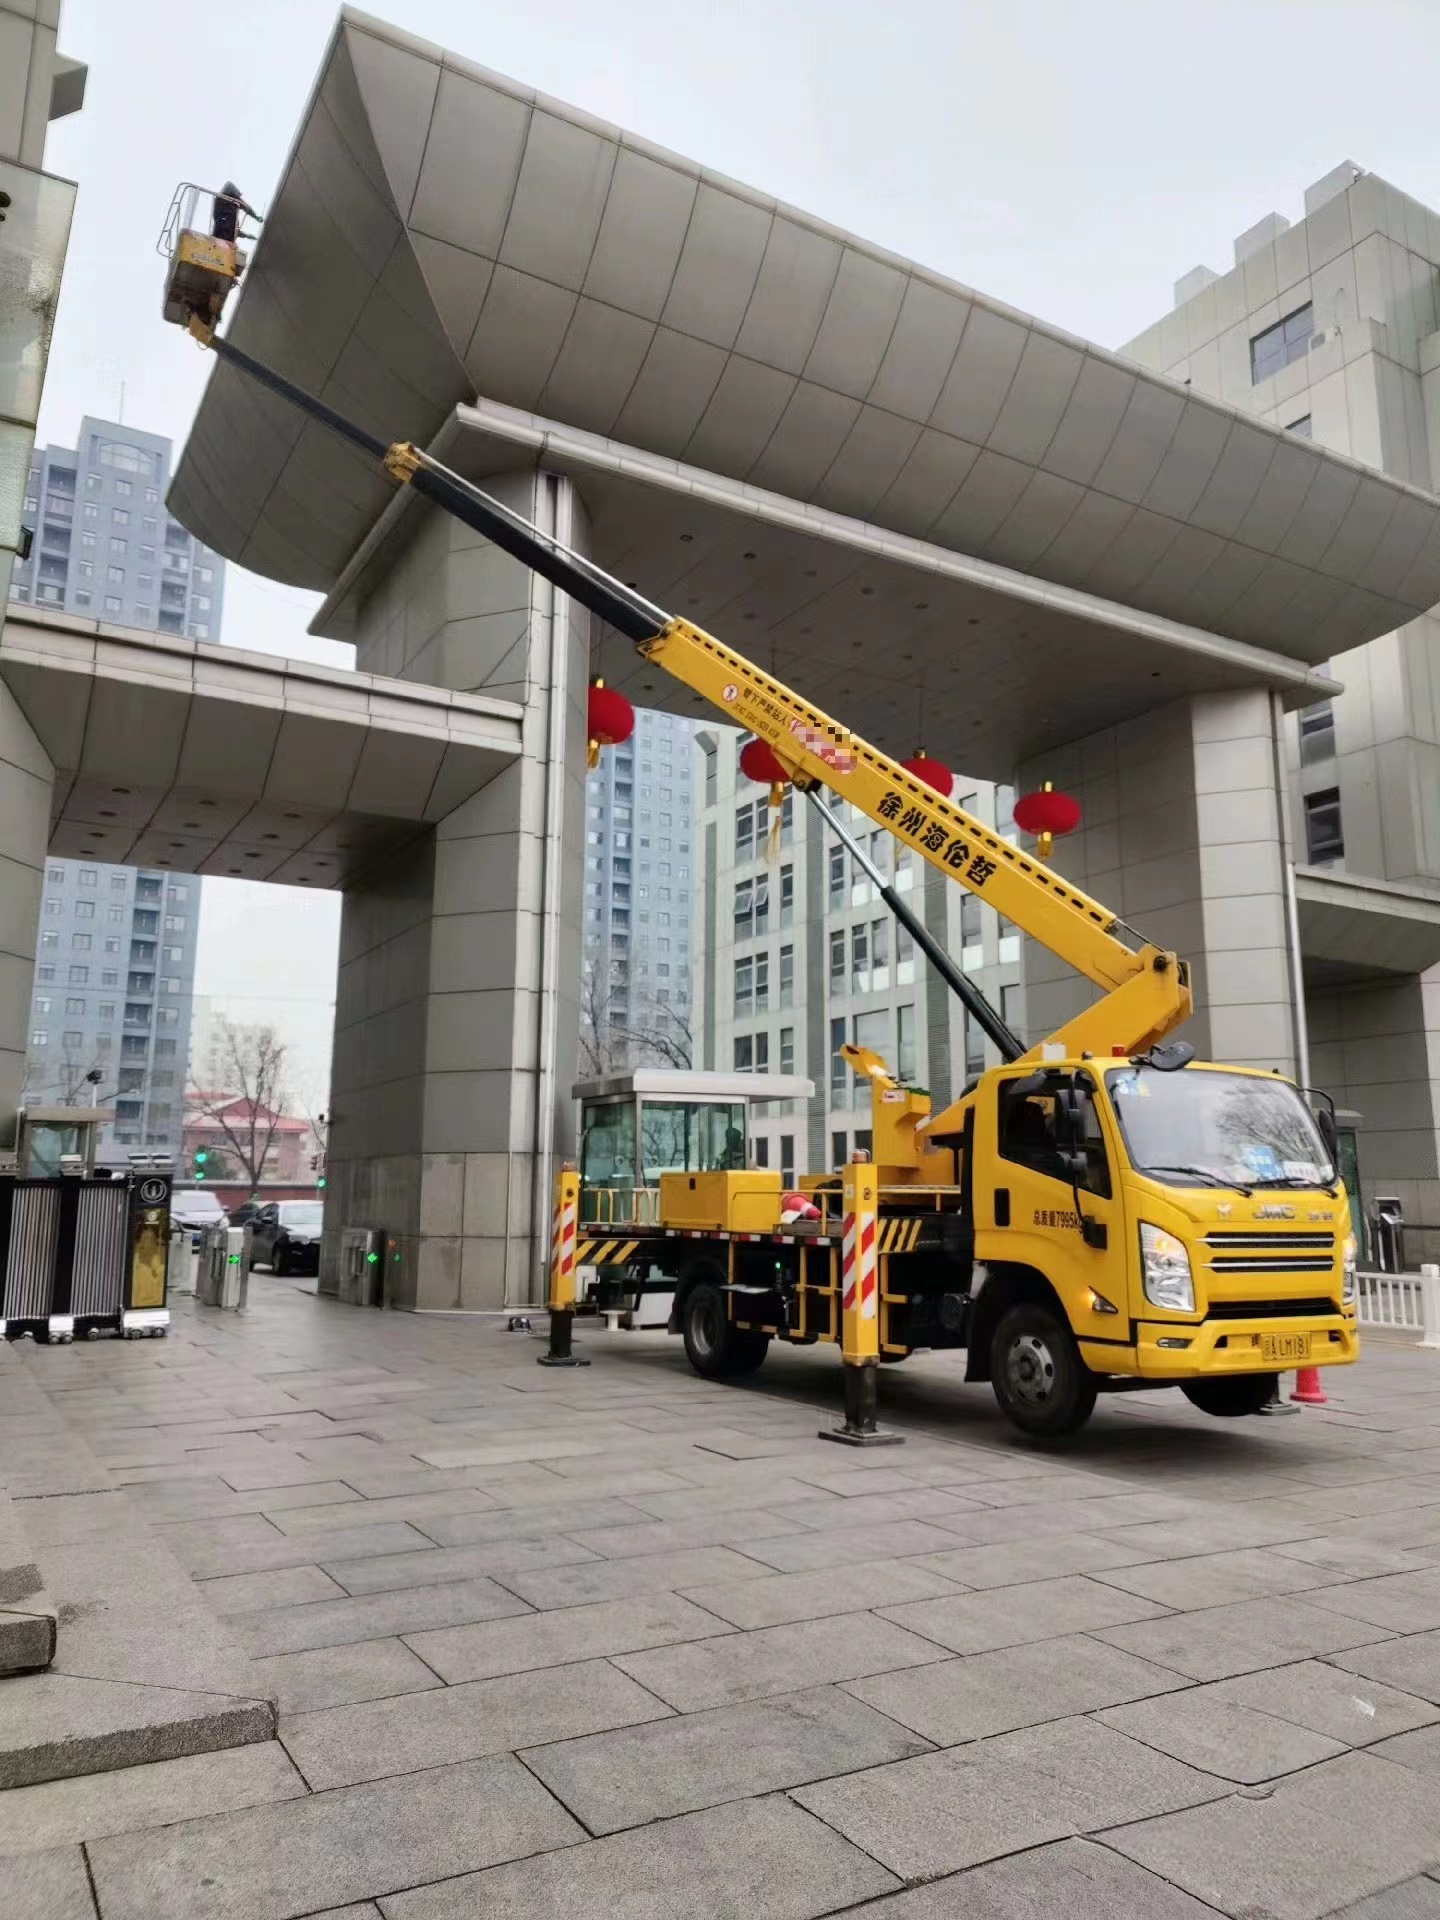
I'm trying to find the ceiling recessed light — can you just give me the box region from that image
[861,587,874,597]
[184,822,199,829]
[111,787,129,796]
[99,809,116,819]
[914,602,929,611]
[200,799,217,808]
[262,832,278,840]
[168,841,183,849]
[968,617,980,626]
[803,569,817,579]
[229,867,242,874]
[742,551,756,560]
[283,812,301,820]
[679,533,694,543]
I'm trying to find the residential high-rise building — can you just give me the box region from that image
[582,706,700,1072]
[8,416,223,1160]
[695,729,1023,1183]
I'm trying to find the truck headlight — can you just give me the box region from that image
[1140,1221,1194,1313]
[1342,1233,1358,1308]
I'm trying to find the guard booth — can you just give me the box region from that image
[574,1070,816,1226]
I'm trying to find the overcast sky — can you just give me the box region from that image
[33,0,1440,1074]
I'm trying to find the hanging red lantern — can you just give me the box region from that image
[902,750,954,798]
[587,678,634,769]
[738,738,790,792]
[1013,780,1082,859]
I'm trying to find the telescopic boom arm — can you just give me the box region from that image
[184,322,1193,1071]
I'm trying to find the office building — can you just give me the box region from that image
[582,706,699,1071]
[695,731,1022,1181]
[9,417,223,1159]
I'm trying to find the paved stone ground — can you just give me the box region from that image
[7,1281,1440,1917]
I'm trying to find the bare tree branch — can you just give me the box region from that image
[187,1019,290,1188]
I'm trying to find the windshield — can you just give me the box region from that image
[278,1203,323,1226]
[1105,1067,1335,1189]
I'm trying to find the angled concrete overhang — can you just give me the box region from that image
[1296,865,1440,984]
[0,608,520,885]
[315,397,1342,777]
[171,6,1440,669]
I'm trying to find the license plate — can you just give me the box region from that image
[1261,1332,1310,1364]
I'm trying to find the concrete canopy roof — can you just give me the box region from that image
[1296,866,1440,984]
[317,398,1340,777]
[0,608,519,886]
[171,7,1440,668]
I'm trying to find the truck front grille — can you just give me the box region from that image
[1201,1230,1336,1275]
[1205,1297,1340,1320]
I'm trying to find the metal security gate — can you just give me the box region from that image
[0,1172,172,1342]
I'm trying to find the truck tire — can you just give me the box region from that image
[1181,1373,1279,1418]
[990,1301,1097,1440]
[681,1279,769,1380]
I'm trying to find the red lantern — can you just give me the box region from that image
[587,679,634,769]
[738,739,789,790]
[1013,781,1082,859]
[901,751,954,798]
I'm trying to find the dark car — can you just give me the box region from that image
[248,1200,324,1276]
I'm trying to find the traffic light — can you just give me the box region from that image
[193,1147,209,1182]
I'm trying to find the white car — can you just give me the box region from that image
[170,1188,230,1246]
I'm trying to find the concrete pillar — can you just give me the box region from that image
[324,469,588,1310]
[0,680,52,1149]
[1018,688,1300,1075]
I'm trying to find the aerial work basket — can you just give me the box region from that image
[158,181,259,331]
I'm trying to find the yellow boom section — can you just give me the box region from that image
[642,618,1193,1061]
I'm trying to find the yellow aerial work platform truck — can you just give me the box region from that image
[162,227,1361,1441]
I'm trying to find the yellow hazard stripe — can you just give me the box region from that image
[576,1239,640,1266]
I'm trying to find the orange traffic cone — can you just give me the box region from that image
[1291,1366,1328,1406]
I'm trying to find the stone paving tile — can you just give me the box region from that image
[1273,1535,1440,1579]
[1096,1595,1397,1680]
[86,1753,582,1920]
[248,1638,444,1713]
[954,1470,1145,1508]
[525,1683,931,1834]
[1098,1686,1348,1783]
[1094,1503,1337,1559]
[0,1844,96,1918]
[198,1565,350,1615]
[322,1534,600,1596]
[415,1497,654,1547]
[791,1715,1225,1884]
[280,1656,671,1789]
[1306,1569,1440,1633]
[233,1577,533,1657]
[737,1520,972,1572]
[626,1477,858,1522]
[1090,1546,1347,1610]
[265,1489,502,1536]
[566,1510,806,1560]
[1371,1722,1440,1778]
[1325,1880,1440,1918]
[677,1558,965,1629]
[490,1544,775,1609]
[761,1489,984,1531]
[1201,1658,1440,1747]
[0,1671,274,1790]
[378,1791,899,1920]
[163,1515,437,1579]
[844,1633,1188,1744]
[1106,1750,1440,1920]
[877,1574,1172,1654]
[404,1590,728,1683]
[612,1611,949,1711]
[842,1835,1226,1917]
[0,1740,305,1857]
[907,1531,1158,1590]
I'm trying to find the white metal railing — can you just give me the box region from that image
[1355,1265,1440,1344]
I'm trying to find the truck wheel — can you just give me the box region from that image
[1181,1373,1279,1418]
[990,1302,1097,1440]
[682,1279,769,1380]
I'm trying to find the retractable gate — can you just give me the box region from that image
[0,1172,172,1342]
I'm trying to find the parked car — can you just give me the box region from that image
[170,1188,230,1248]
[226,1199,264,1230]
[248,1200,324,1276]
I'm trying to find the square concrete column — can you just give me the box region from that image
[1017,688,1301,1075]
[0,678,52,1149]
[325,470,588,1310]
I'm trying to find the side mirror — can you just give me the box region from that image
[1316,1106,1338,1163]
[1053,1086,1085,1148]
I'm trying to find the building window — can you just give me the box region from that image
[831,1130,847,1168]
[104,596,122,613]
[63,1029,83,1048]
[112,509,129,526]
[754,1032,770,1072]
[108,537,126,555]
[1001,985,1025,1047]
[1299,702,1335,766]
[897,922,915,985]
[733,880,754,942]
[31,1029,48,1047]
[74,591,92,608]
[871,918,890,991]
[40,931,57,950]
[753,875,769,936]
[780,1134,795,1186]
[779,944,794,1010]
[106,565,124,585]
[754,951,770,1012]
[851,922,869,995]
[753,1137,770,1168]
[734,955,754,1017]
[64,996,85,1015]
[73,901,94,920]
[779,863,794,928]
[734,1034,753,1072]
[43,897,61,916]
[897,1003,916,1082]
[779,1027,795,1075]
[78,867,96,886]
[829,929,846,993]
[34,997,50,1015]
[162,976,181,992]
[36,966,54,983]
[46,866,63,883]
[72,933,91,950]
[1304,787,1344,863]
[114,478,132,498]
[1251,303,1314,384]
[98,1003,114,1019]
[735,802,757,864]
[964,1014,985,1079]
[1286,415,1313,439]
[830,1016,847,1108]
[68,965,88,984]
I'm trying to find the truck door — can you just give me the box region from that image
[989,1069,1128,1341]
